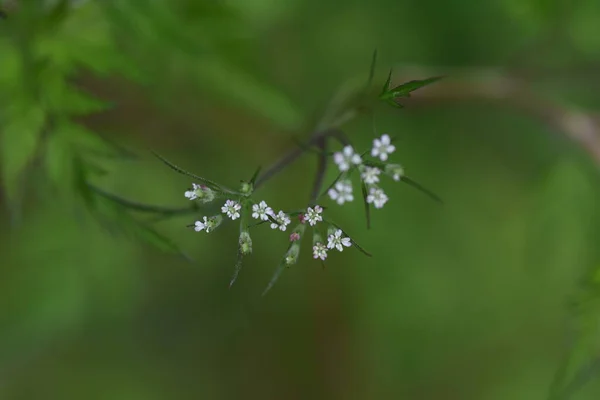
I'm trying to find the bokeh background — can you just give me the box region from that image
[2,0,600,399]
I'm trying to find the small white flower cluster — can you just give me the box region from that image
[184,177,354,268]
[312,229,352,260]
[329,134,402,210]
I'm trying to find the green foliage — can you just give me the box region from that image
[379,70,444,108]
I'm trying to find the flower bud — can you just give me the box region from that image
[284,242,301,266]
[239,181,253,195]
[239,231,252,255]
[384,164,404,182]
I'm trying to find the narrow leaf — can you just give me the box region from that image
[380,68,392,96]
[152,151,228,192]
[402,176,443,204]
[262,261,286,296]
[381,76,444,100]
[249,165,262,186]
[361,181,371,229]
[229,251,244,288]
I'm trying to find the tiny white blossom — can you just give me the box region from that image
[327,229,352,252]
[221,199,241,220]
[328,180,354,205]
[185,183,202,200]
[371,134,396,161]
[361,166,380,184]
[270,210,291,231]
[252,200,273,221]
[333,145,362,172]
[194,216,209,232]
[366,187,389,209]
[312,242,328,260]
[305,205,323,226]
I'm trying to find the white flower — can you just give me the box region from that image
[371,134,396,161]
[252,200,273,221]
[328,180,354,205]
[194,216,209,232]
[312,242,328,260]
[270,210,291,231]
[221,199,241,220]
[185,183,201,200]
[305,205,323,226]
[333,145,362,172]
[366,187,389,209]
[185,183,215,203]
[361,166,380,184]
[327,229,352,252]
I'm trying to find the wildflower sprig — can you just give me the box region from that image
[146,52,441,294]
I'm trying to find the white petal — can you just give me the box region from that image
[387,144,396,153]
[333,152,344,165]
[381,134,391,145]
[343,145,354,156]
[379,153,388,161]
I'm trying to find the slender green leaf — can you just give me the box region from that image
[380,68,392,96]
[361,181,371,229]
[249,165,262,186]
[262,261,286,296]
[402,176,443,204]
[152,151,229,193]
[380,76,444,100]
[229,251,244,288]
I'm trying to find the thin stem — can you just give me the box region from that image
[254,129,338,189]
[309,136,328,203]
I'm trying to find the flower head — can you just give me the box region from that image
[366,187,389,209]
[371,134,396,161]
[252,200,273,221]
[312,242,328,260]
[327,229,352,252]
[328,179,354,205]
[305,205,323,226]
[193,215,222,233]
[221,199,242,220]
[185,183,215,203]
[333,145,362,172]
[270,210,291,231]
[290,232,301,242]
[361,166,380,184]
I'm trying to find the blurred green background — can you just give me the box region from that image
[2,0,600,399]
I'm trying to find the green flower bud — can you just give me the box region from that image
[239,231,252,255]
[239,181,253,195]
[284,242,301,266]
[384,164,404,182]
